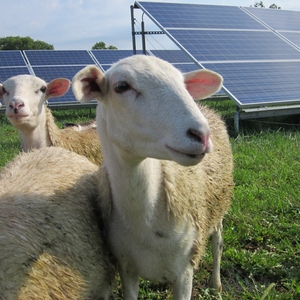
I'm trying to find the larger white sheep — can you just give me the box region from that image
[0,147,114,299]
[72,55,234,299]
[0,75,102,166]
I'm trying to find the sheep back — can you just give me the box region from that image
[45,107,103,166]
[161,105,234,267]
[0,147,113,300]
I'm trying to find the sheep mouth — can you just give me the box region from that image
[8,114,28,119]
[166,145,205,160]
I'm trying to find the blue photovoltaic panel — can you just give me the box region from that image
[203,61,300,106]
[100,65,113,72]
[138,2,266,30]
[0,51,27,67]
[166,29,300,62]
[0,67,31,83]
[278,32,300,48]
[24,50,95,66]
[245,7,300,31]
[32,65,97,103]
[149,50,194,63]
[91,50,145,65]
[172,63,199,73]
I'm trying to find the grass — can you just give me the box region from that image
[0,102,300,299]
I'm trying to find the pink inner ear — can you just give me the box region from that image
[184,71,222,100]
[186,78,214,98]
[47,79,70,98]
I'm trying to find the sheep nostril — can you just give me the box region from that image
[187,128,202,143]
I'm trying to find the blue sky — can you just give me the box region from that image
[1,0,300,50]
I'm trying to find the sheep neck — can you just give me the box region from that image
[20,107,51,152]
[104,143,163,228]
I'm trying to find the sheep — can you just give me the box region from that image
[62,119,97,131]
[0,75,102,166]
[0,146,114,300]
[72,55,234,300]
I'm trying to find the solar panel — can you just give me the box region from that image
[91,50,145,68]
[135,1,300,109]
[24,50,95,66]
[0,67,31,83]
[0,51,27,67]
[0,51,31,84]
[138,2,265,30]
[149,50,200,75]
[278,32,300,48]
[149,50,194,63]
[32,65,98,103]
[244,7,300,31]
[202,61,300,106]
[166,29,300,62]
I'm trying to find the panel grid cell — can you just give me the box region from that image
[91,50,145,65]
[245,7,300,31]
[24,50,95,66]
[149,49,194,63]
[278,32,300,48]
[0,67,31,83]
[0,51,27,67]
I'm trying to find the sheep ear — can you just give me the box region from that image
[72,65,106,103]
[184,69,223,100]
[46,78,71,101]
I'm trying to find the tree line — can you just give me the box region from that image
[0,36,117,51]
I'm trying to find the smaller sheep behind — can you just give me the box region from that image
[0,147,114,300]
[0,75,102,166]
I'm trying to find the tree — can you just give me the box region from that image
[92,41,117,50]
[269,3,281,9]
[254,1,265,7]
[252,2,281,9]
[0,36,53,50]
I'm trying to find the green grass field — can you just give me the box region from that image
[0,102,299,300]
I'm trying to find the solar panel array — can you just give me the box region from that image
[135,1,300,107]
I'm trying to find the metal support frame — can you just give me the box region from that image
[234,104,300,134]
[131,5,164,54]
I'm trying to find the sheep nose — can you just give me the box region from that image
[187,128,211,153]
[9,101,24,114]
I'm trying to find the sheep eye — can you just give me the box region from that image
[40,86,47,93]
[2,86,7,94]
[114,81,130,94]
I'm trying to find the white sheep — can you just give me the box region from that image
[0,146,114,299]
[72,55,234,299]
[62,119,97,131]
[0,75,102,166]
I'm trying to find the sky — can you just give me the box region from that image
[1,0,300,51]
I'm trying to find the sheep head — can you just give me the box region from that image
[72,55,223,166]
[0,75,70,130]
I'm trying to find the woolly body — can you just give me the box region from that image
[0,147,113,300]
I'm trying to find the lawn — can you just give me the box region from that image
[0,102,299,299]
